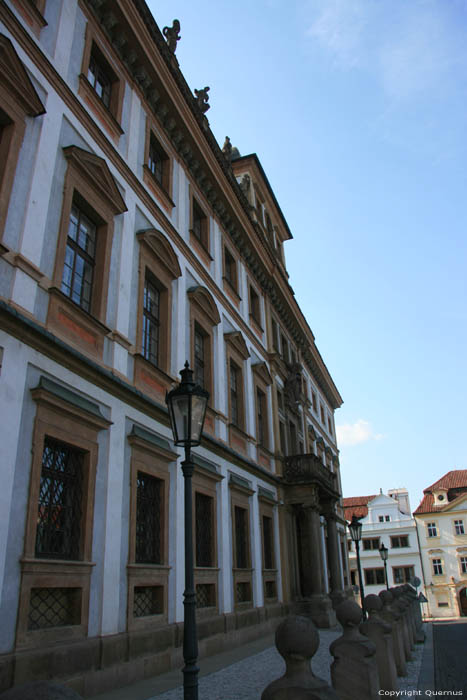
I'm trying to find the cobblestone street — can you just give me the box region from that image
[434,619,467,694]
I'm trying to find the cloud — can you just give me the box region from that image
[304,0,467,102]
[336,419,384,447]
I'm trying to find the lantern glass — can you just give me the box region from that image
[379,544,388,561]
[349,516,362,542]
[166,363,209,447]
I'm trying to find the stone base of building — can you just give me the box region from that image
[294,595,336,628]
[0,603,290,697]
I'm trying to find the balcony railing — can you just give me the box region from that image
[283,453,339,495]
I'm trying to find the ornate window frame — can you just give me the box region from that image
[17,378,110,649]
[0,35,45,248]
[133,228,181,404]
[229,474,254,610]
[48,146,126,360]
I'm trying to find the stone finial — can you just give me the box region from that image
[261,615,340,700]
[0,681,83,699]
[194,86,210,113]
[334,599,364,637]
[162,20,181,54]
[364,594,383,615]
[239,173,250,193]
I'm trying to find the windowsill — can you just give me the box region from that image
[143,165,175,212]
[222,276,241,301]
[78,74,124,143]
[47,287,110,361]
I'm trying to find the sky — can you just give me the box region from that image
[147,0,467,513]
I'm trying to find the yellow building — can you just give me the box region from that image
[414,470,467,618]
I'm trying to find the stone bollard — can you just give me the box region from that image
[261,615,340,700]
[378,590,407,677]
[0,681,83,699]
[360,594,398,691]
[403,584,425,643]
[390,588,413,660]
[330,600,380,700]
[400,586,417,643]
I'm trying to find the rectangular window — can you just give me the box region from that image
[136,472,162,564]
[224,247,237,290]
[194,325,206,389]
[460,556,467,574]
[427,522,438,538]
[385,515,391,522]
[133,585,163,617]
[230,361,240,427]
[61,203,96,313]
[364,568,385,585]
[327,416,333,435]
[234,506,249,569]
[195,492,214,567]
[393,566,414,584]
[320,405,325,423]
[142,274,160,366]
[28,587,81,630]
[391,535,409,548]
[378,516,384,523]
[148,134,169,190]
[279,421,286,454]
[256,388,267,447]
[262,516,274,570]
[454,520,465,536]
[311,391,317,413]
[289,421,297,454]
[277,389,284,414]
[249,285,261,325]
[433,558,443,575]
[362,538,380,551]
[35,437,84,561]
[272,319,279,351]
[281,334,288,362]
[192,198,208,249]
[87,46,112,108]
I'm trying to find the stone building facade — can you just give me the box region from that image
[0,0,348,693]
[414,470,467,618]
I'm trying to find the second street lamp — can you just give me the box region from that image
[166,362,209,700]
[349,515,366,619]
[379,543,389,590]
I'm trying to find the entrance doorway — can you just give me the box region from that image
[459,587,467,617]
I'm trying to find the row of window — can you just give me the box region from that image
[427,519,465,538]
[431,557,467,576]
[353,566,415,586]
[350,534,411,551]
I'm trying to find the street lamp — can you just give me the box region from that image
[349,515,366,619]
[379,543,389,590]
[166,362,209,700]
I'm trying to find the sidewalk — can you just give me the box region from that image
[89,625,427,700]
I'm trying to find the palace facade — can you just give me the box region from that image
[0,0,348,693]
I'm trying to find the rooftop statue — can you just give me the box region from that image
[163,20,180,54]
[194,86,210,113]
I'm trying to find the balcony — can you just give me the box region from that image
[283,453,339,497]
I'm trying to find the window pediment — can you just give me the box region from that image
[136,228,181,280]
[187,285,220,325]
[63,146,127,215]
[0,34,45,116]
[252,361,272,385]
[224,331,250,360]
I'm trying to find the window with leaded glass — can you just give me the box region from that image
[87,46,112,108]
[230,361,240,427]
[262,515,274,570]
[256,388,267,447]
[224,246,237,290]
[195,492,214,567]
[142,273,160,366]
[136,472,162,564]
[35,437,84,560]
[61,202,96,313]
[194,325,205,389]
[192,198,208,248]
[234,506,249,569]
[148,134,168,189]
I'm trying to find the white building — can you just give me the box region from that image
[344,490,424,594]
[414,470,467,618]
[0,0,348,693]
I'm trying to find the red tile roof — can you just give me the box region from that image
[414,470,467,514]
[342,495,377,523]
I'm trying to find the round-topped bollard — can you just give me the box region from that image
[261,615,340,700]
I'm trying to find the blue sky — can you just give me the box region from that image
[148,0,467,513]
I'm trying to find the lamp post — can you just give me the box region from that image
[379,543,389,590]
[349,515,366,619]
[166,362,209,700]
